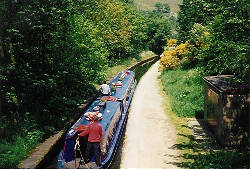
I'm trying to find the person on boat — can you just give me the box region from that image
[100,80,110,96]
[84,115,103,167]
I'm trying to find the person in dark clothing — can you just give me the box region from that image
[84,116,103,167]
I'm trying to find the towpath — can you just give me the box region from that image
[120,61,179,168]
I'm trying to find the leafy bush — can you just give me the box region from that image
[175,41,189,59]
[0,130,44,169]
[144,11,171,55]
[167,39,177,47]
[159,50,180,70]
[182,23,210,67]
[202,13,250,82]
[188,23,209,47]
[159,40,189,70]
[177,0,250,83]
[154,2,170,15]
[177,0,215,42]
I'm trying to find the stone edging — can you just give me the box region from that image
[128,55,159,71]
[18,131,64,169]
[18,55,159,169]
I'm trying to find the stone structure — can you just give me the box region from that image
[204,75,250,147]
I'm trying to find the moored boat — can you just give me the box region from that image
[58,70,136,169]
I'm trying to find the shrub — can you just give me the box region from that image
[189,23,209,47]
[167,39,177,47]
[177,0,249,82]
[184,23,210,66]
[159,50,180,70]
[175,41,189,59]
[159,40,189,71]
[144,12,171,55]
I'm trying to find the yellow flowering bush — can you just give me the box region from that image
[175,41,189,58]
[204,31,210,37]
[167,39,177,47]
[159,40,190,71]
[159,50,180,71]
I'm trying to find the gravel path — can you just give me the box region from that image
[120,61,179,169]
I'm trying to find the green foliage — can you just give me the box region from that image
[160,67,204,117]
[154,2,170,14]
[202,9,250,82]
[144,12,171,54]
[0,0,101,135]
[177,0,215,42]
[73,0,148,59]
[0,130,44,169]
[0,0,149,167]
[182,151,250,169]
[177,0,250,83]
[119,0,134,4]
[141,1,172,55]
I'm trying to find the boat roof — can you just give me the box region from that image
[67,70,135,137]
[67,100,121,136]
[109,70,135,100]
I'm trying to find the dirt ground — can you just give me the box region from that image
[119,61,179,169]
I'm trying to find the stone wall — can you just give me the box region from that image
[204,77,250,148]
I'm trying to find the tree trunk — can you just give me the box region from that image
[0,37,3,119]
[0,37,3,137]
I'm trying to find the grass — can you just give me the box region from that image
[159,79,193,151]
[0,130,43,169]
[160,67,250,169]
[160,67,204,118]
[133,0,183,13]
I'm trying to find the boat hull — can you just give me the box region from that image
[58,71,136,169]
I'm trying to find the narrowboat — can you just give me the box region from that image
[58,70,136,169]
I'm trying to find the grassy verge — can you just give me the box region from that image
[160,67,250,169]
[0,130,43,169]
[159,80,193,154]
[160,67,204,118]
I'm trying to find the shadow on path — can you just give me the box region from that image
[172,119,250,169]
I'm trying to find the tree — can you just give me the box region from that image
[0,0,149,139]
[145,12,171,54]
[154,2,170,15]
[177,0,250,82]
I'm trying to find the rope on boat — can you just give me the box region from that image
[74,136,85,169]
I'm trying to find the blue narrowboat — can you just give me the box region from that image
[57,70,136,169]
